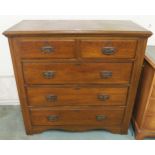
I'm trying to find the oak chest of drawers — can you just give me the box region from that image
[133,46,155,139]
[3,20,152,135]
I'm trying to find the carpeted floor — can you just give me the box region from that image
[0,105,138,140]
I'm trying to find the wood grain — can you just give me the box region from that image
[30,106,125,126]
[23,62,132,84]
[27,86,128,106]
[133,57,155,139]
[19,39,76,59]
[80,39,137,59]
[3,20,152,37]
[4,20,151,135]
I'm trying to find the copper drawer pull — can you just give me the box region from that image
[100,71,112,79]
[96,115,107,121]
[41,46,55,54]
[98,94,110,101]
[101,47,116,55]
[42,71,55,79]
[47,115,59,121]
[46,95,57,102]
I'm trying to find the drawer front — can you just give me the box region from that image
[30,107,124,126]
[23,62,132,84]
[80,39,137,59]
[27,87,128,106]
[19,39,75,58]
[147,99,155,114]
[151,85,155,98]
[143,116,155,130]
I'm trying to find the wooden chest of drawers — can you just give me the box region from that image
[3,20,152,135]
[133,46,155,139]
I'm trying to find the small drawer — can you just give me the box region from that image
[80,39,137,59]
[19,39,76,59]
[27,87,128,106]
[23,62,132,84]
[30,107,125,126]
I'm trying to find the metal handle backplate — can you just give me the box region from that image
[47,115,59,121]
[100,71,112,79]
[46,95,57,102]
[98,94,110,101]
[41,46,55,54]
[101,47,116,55]
[42,71,55,79]
[96,115,107,121]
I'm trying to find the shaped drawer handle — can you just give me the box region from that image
[101,47,116,55]
[96,115,107,121]
[100,71,112,79]
[97,94,110,101]
[41,46,55,54]
[42,71,55,79]
[47,115,59,121]
[46,95,57,102]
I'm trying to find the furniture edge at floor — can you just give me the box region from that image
[132,116,155,140]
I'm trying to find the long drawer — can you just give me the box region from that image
[30,107,125,126]
[18,39,76,59]
[27,87,128,106]
[23,62,132,84]
[80,39,137,59]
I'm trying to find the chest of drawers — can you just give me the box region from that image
[3,20,152,135]
[133,46,155,139]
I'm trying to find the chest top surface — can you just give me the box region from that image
[3,20,152,37]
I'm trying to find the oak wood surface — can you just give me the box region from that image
[147,99,155,114]
[133,61,154,126]
[150,85,155,97]
[145,46,155,69]
[80,39,137,59]
[4,20,151,135]
[30,106,125,126]
[3,20,152,37]
[30,124,122,134]
[133,47,155,139]
[19,39,76,59]
[23,62,132,84]
[143,116,155,130]
[121,38,148,134]
[8,39,33,134]
[27,87,128,106]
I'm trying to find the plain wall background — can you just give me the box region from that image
[0,15,155,104]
